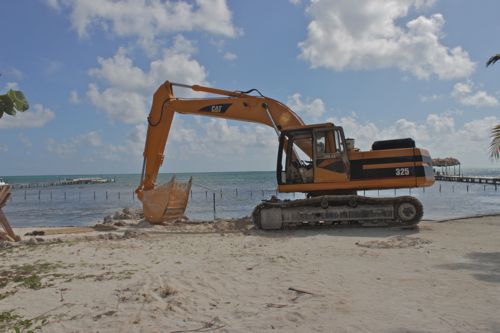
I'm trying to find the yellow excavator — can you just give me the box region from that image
[135,81,434,229]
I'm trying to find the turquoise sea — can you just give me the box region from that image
[1,169,499,227]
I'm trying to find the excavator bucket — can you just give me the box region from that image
[140,175,192,224]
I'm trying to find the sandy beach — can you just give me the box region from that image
[1,215,499,333]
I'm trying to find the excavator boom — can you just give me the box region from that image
[136,81,305,223]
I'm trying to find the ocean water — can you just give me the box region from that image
[1,169,499,227]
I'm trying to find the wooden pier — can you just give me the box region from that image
[10,177,115,189]
[435,175,500,185]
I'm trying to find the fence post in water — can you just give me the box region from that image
[132,191,135,200]
[38,190,41,200]
[484,185,486,192]
[409,188,411,195]
[452,185,454,192]
[394,189,396,196]
[94,191,96,200]
[377,190,380,197]
[250,191,253,198]
[64,192,66,201]
[118,192,121,200]
[213,193,216,220]
[205,191,208,199]
[496,184,498,192]
[190,190,193,199]
[423,187,425,193]
[24,191,26,200]
[235,188,238,197]
[467,185,469,193]
[439,184,441,193]
[220,189,222,199]
[106,191,108,200]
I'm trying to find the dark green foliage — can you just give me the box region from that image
[0,310,47,333]
[0,89,29,118]
[486,54,500,160]
[7,89,29,112]
[490,124,500,160]
[486,54,500,67]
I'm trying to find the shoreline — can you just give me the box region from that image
[6,211,500,230]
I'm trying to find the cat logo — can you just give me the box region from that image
[199,103,232,113]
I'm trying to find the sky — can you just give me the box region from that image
[0,0,499,176]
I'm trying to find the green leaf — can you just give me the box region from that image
[0,94,15,116]
[7,90,29,112]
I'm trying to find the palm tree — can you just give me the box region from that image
[486,54,500,67]
[486,54,500,160]
[490,124,500,160]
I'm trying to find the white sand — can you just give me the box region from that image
[1,216,500,332]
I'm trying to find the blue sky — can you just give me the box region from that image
[1,0,499,176]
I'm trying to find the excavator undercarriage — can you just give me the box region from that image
[253,195,423,230]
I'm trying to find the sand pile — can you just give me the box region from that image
[98,207,254,234]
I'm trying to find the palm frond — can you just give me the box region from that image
[486,54,500,67]
[489,124,500,160]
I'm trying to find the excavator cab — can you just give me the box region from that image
[277,123,350,186]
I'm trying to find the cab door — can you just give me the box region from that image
[313,127,350,183]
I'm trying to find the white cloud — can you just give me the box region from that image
[46,131,102,157]
[79,131,102,147]
[420,94,442,103]
[93,125,146,161]
[426,113,454,133]
[287,93,326,120]
[0,104,55,129]
[18,132,33,149]
[290,0,302,5]
[5,82,19,90]
[223,52,237,61]
[47,0,239,52]
[87,36,208,124]
[46,0,60,10]
[165,118,277,162]
[43,59,63,75]
[47,138,77,156]
[87,84,148,124]
[3,67,23,81]
[451,81,498,108]
[298,0,475,79]
[69,90,80,104]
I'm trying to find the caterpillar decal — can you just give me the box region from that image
[199,103,232,113]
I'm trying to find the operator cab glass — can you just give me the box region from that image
[277,125,350,185]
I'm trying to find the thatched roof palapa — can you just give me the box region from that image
[432,157,460,167]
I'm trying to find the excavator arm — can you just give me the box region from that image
[136,81,306,222]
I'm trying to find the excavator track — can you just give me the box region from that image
[252,195,423,230]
